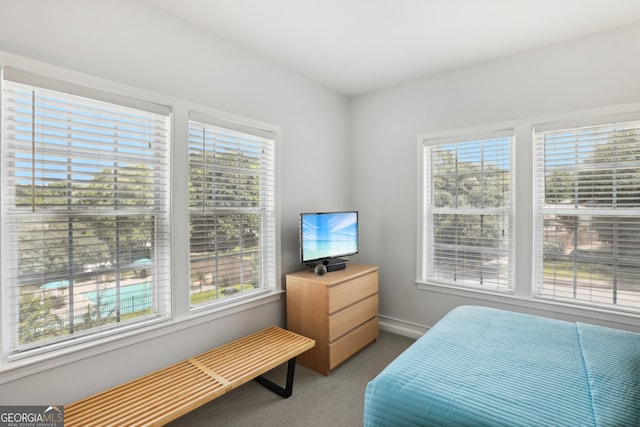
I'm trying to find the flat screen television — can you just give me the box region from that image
[300,211,358,269]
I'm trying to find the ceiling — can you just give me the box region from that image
[146,0,640,96]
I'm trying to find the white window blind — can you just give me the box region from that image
[420,132,513,292]
[188,115,276,309]
[534,118,640,312]
[1,70,171,355]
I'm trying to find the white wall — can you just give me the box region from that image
[350,22,640,336]
[0,0,350,404]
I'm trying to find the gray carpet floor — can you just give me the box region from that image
[167,330,415,427]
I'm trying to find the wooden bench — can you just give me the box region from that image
[64,326,315,427]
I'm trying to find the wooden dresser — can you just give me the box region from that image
[286,263,378,375]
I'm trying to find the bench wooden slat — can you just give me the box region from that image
[103,370,221,427]
[66,361,223,427]
[196,328,311,381]
[64,326,314,427]
[188,358,232,386]
[65,361,211,423]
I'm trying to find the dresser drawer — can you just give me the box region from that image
[327,271,378,314]
[328,294,378,342]
[329,317,378,370]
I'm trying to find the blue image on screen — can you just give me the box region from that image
[301,212,358,262]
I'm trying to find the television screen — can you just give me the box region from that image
[300,211,358,263]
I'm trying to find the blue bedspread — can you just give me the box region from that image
[364,306,640,426]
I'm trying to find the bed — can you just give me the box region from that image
[364,305,640,426]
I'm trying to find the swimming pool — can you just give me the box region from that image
[83,283,152,316]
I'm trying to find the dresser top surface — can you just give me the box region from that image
[286,263,377,285]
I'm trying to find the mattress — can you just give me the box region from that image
[364,306,640,426]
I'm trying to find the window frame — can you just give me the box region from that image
[416,109,640,323]
[0,55,282,374]
[187,112,277,312]
[417,127,515,295]
[532,111,640,314]
[1,68,172,358]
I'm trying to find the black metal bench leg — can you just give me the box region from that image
[255,357,297,398]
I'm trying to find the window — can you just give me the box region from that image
[188,114,276,309]
[534,116,640,312]
[419,130,514,292]
[1,69,171,356]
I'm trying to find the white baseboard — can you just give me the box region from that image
[378,315,428,339]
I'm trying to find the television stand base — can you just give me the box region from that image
[325,262,346,272]
[306,259,348,272]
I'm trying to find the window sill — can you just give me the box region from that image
[415,280,640,332]
[0,289,284,385]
